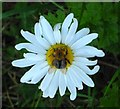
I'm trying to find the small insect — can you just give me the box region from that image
[52,58,67,69]
[50,47,71,69]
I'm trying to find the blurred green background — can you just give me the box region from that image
[2,2,120,108]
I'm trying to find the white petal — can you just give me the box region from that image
[34,23,50,50]
[71,65,95,87]
[67,67,83,90]
[42,89,49,98]
[48,70,60,98]
[71,33,98,49]
[23,53,45,61]
[65,18,78,45]
[69,28,90,46]
[40,16,55,45]
[66,72,77,101]
[53,29,61,43]
[74,57,98,66]
[20,30,36,44]
[39,72,54,91]
[30,66,49,84]
[61,13,74,43]
[34,22,42,37]
[75,28,90,38]
[74,46,105,57]
[15,43,46,54]
[36,37,51,50]
[53,23,62,43]
[54,23,61,31]
[73,61,100,75]
[12,59,37,68]
[20,61,47,83]
[59,72,66,96]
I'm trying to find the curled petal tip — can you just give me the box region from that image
[11,61,15,66]
[40,16,44,20]
[70,94,76,101]
[20,29,24,33]
[97,50,105,57]
[90,82,95,87]
[69,13,74,17]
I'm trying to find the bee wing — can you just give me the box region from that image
[61,68,67,74]
[48,67,56,73]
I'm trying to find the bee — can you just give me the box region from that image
[49,47,71,70]
[52,58,67,69]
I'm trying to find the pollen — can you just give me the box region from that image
[46,44,74,69]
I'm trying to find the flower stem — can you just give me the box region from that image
[88,87,92,107]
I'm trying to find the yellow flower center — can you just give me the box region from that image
[46,44,74,70]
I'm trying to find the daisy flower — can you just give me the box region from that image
[12,13,105,100]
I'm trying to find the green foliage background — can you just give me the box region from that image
[2,2,120,108]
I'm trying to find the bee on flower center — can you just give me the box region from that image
[51,47,71,69]
[46,44,74,73]
[52,48,70,69]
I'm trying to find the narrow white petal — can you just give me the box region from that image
[48,70,60,98]
[12,59,37,68]
[75,28,90,38]
[59,72,66,96]
[42,89,49,98]
[30,66,49,84]
[74,57,98,66]
[15,43,46,54]
[61,13,74,43]
[20,30,37,44]
[39,72,54,91]
[54,23,61,31]
[71,65,95,87]
[53,23,62,43]
[69,28,90,45]
[73,61,100,75]
[53,29,61,44]
[34,22,51,49]
[67,67,83,90]
[20,61,46,83]
[20,30,42,49]
[66,72,77,101]
[36,37,51,50]
[34,22,42,37]
[40,16,55,45]
[71,33,98,49]
[23,53,45,61]
[65,18,78,45]
[74,46,105,58]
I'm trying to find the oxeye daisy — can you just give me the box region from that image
[12,13,105,100]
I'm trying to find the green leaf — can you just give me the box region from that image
[104,68,120,96]
[99,68,120,107]
[100,82,119,107]
[44,10,65,27]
